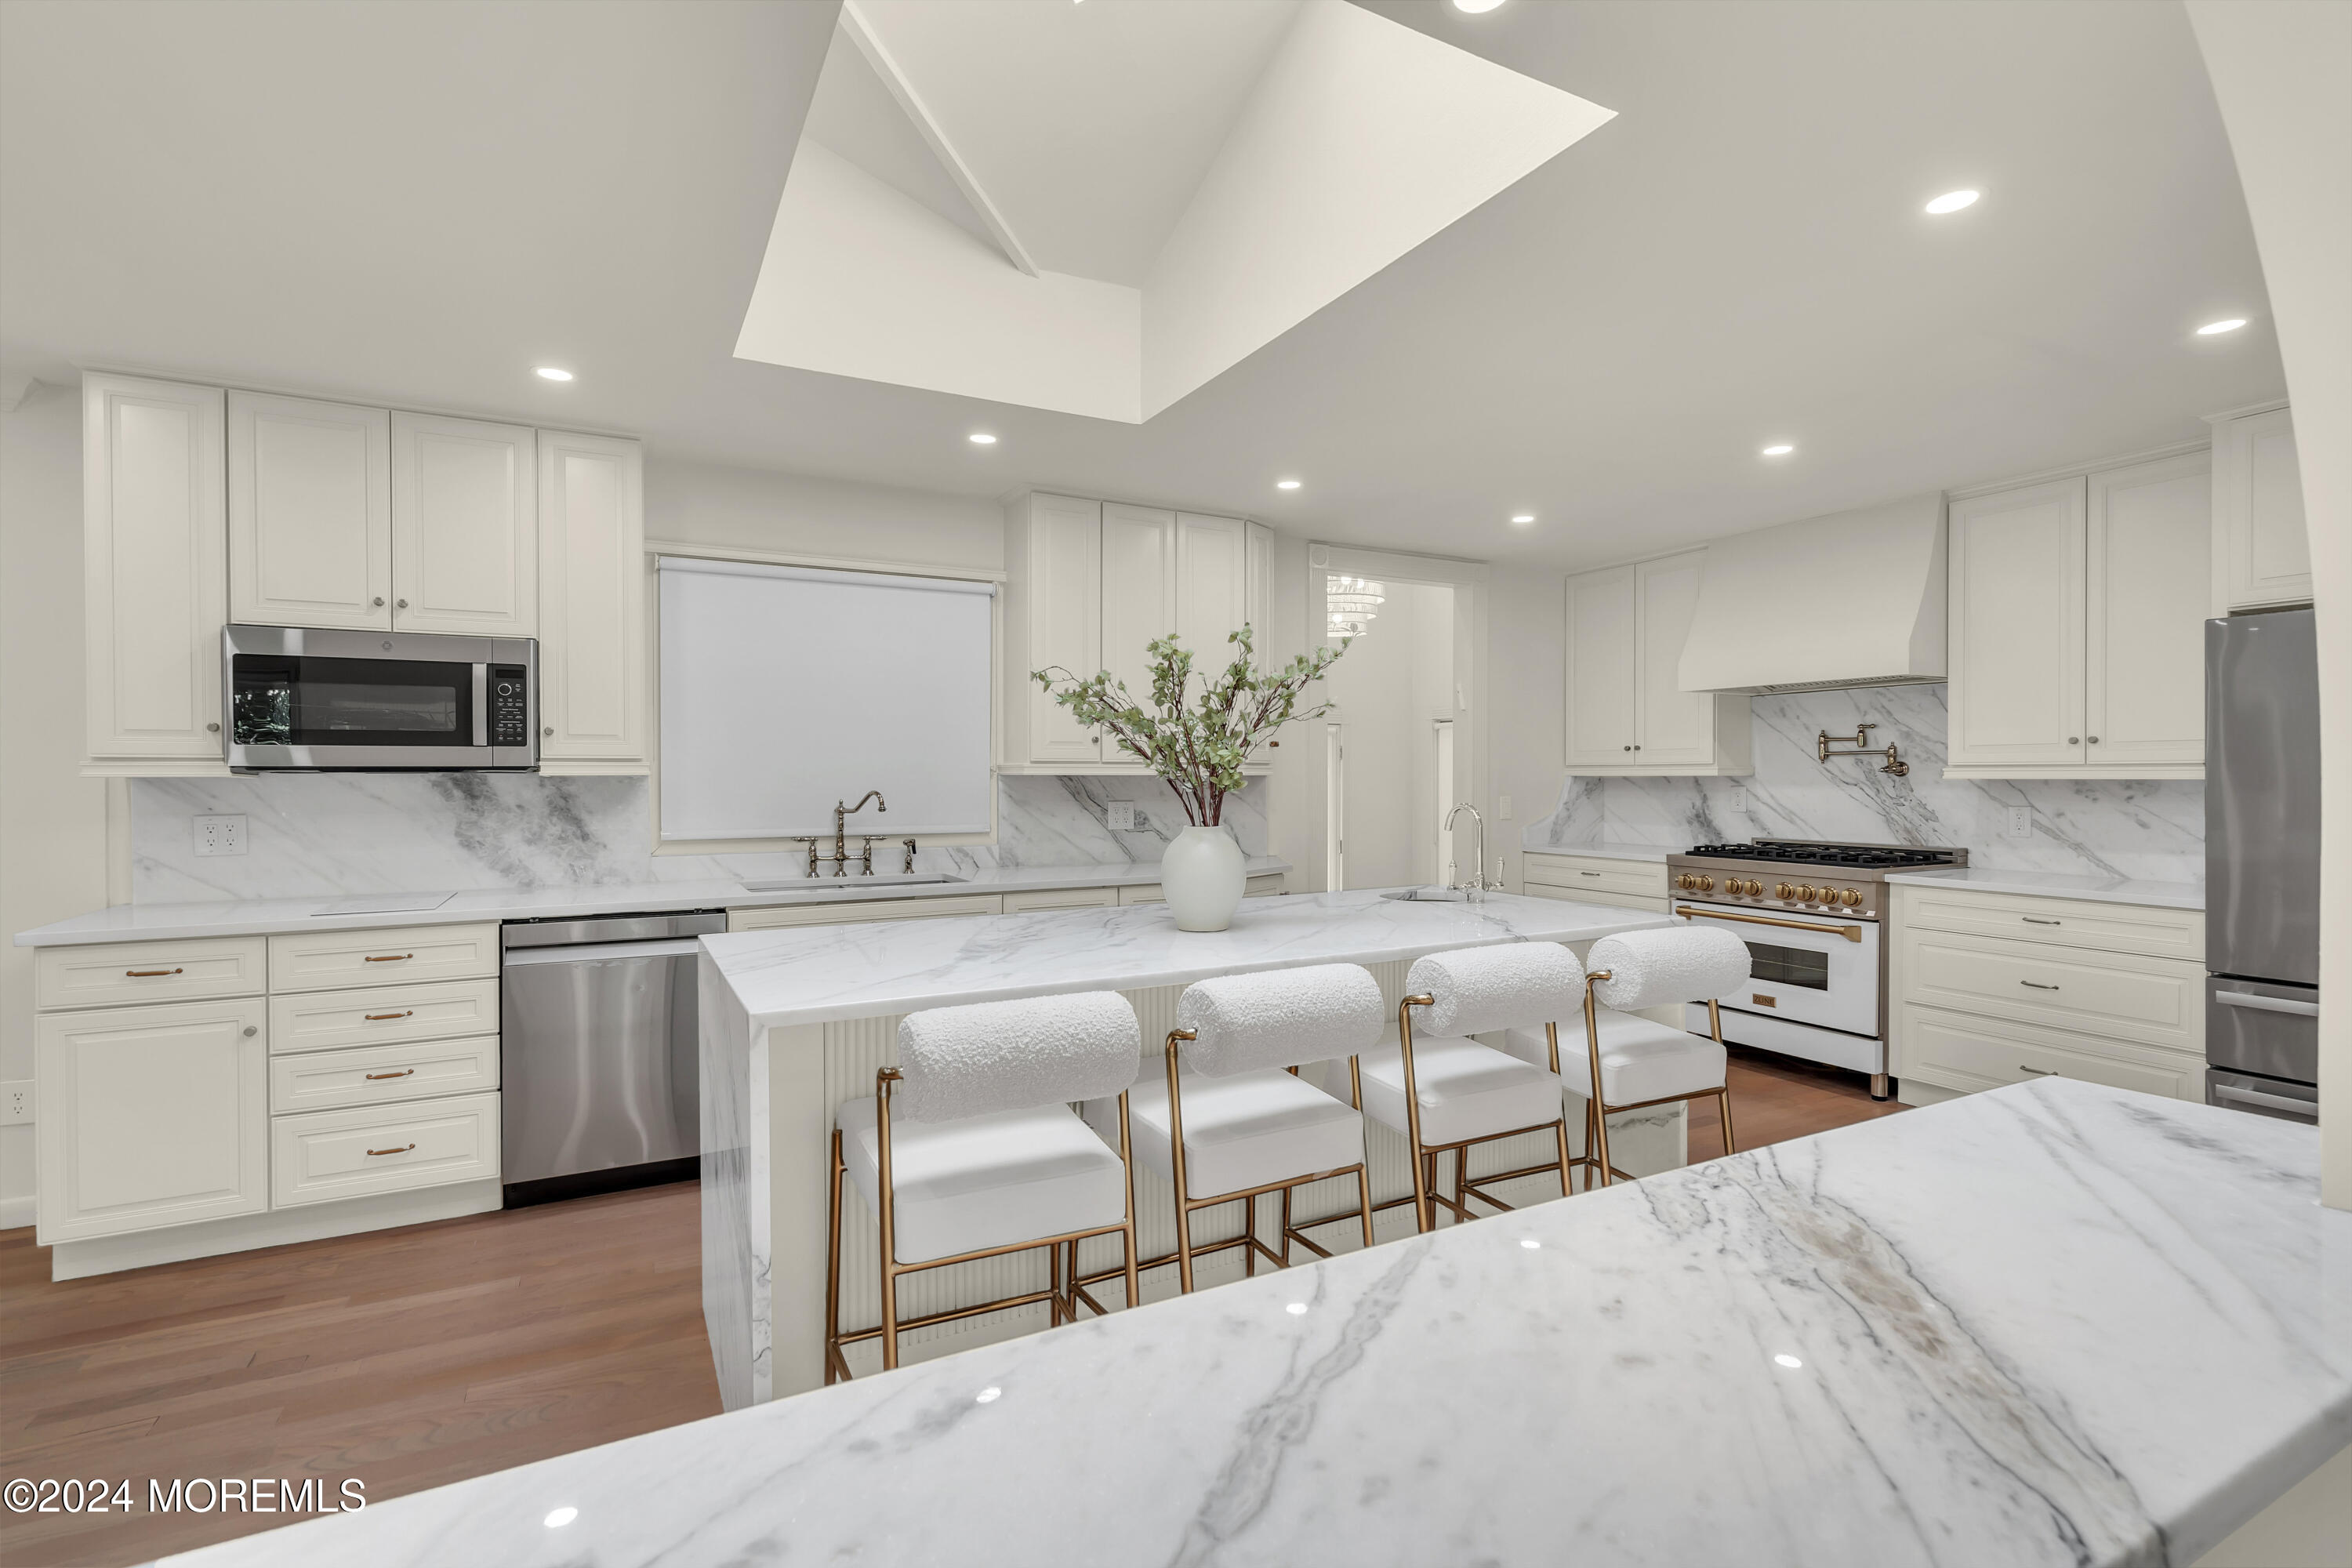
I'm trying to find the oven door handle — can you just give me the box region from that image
[1675,905,1864,943]
[2214,990,2320,1018]
[2212,1083,2318,1119]
[472,663,489,748]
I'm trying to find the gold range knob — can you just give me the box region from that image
[1674,873,1717,892]
[1773,882,1798,901]
[1729,878,1760,897]
[1839,889,1864,908]
[1795,884,1820,903]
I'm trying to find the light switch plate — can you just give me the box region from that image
[2006,807,2034,840]
[1497,794,1513,820]
[0,1080,31,1125]
[194,814,248,856]
[1107,803,1138,832]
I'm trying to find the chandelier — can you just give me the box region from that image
[1326,575,1385,641]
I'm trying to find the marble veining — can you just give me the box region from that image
[705,888,1671,1029]
[1525,686,2204,884]
[159,1080,2350,1568]
[129,772,1267,903]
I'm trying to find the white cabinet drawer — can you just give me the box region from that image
[268,922,499,992]
[34,938,267,1011]
[269,1035,500,1115]
[1895,884,2201,960]
[267,977,499,1054]
[729,894,1004,932]
[1118,873,1285,907]
[1526,884,1668,916]
[1524,855,1666,902]
[1900,927,2202,1053]
[271,1091,501,1207]
[1003,886,1119,913]
[1898,1004,2203,1102]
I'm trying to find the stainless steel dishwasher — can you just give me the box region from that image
[499,910,726,1205]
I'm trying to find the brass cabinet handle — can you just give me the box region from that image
[1580,870,1601,877]
[2017,1065,2058,1076]
[372,596,385,607]
[2021,916,2061,925]
[365,1010,414,1021]
[2020,980,2060,991]
[365,1142,416,1157]
[363,953,414,963]
[395,598,408,609]
[125,967,183,978]
[365,1069,416,1081]
[1674,905,1864,942]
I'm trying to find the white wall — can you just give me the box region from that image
[1486,566,1567,892]
[645,453,1004,575]
[0,382,108,1226]
[2186,0,2352,1210]
[1325,582,1454,888]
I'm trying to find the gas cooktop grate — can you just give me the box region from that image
[1682,842,1962,869]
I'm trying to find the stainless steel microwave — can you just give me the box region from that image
[223,625,538,771]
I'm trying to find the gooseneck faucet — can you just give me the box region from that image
[1444,801,1498,902]
[809,790,887,877]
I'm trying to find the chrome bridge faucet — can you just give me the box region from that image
[805,790,888,877]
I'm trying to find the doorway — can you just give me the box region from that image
[1323,577,1457,890]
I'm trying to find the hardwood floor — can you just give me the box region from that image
[0,1053,1900,1567]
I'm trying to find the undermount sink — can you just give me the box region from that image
[738,874,967,892]
[1381,886,1473,902]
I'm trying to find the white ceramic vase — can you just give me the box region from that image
[1160,825,1247,932]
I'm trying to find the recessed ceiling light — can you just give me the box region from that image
[1510,514,1536,525]
[543,1507,579,1529]
[534,367,573,382]
[967,432,998,445]
[1276,478,1302,490]
[2196,318,2248,336]
[1761,443,1795,457]
[1923,190,1980,215]
[1452,0,1507,11]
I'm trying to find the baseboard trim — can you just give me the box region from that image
[0,1194,35,1231]
[47,1179,503,1280]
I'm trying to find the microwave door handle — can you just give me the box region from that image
[2215,990,2321,1018]
[473,663,488,748]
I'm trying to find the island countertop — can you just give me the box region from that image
[701,887,1674,1029]
[161,1077,2350,1568]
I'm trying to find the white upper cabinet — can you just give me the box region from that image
[1176,512,1250,670]
[2208,405,2310,612]
[228,392,392,630]
[1563,550,1749,775]
[1101,503,1174,708]
[1008,492,1104,767]
[83,374,228,766]
[2086,452,2209,771]
[536,430,645,767]
[390,412,537,636]
[1949,459,2207,779]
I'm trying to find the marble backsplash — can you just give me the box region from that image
[131,773,1265,904]
[1523,684,2203,884]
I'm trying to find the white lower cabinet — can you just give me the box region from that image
[272,1091,502,1207]
[1521,852,1668,914]
[36,997,270,1243]
[269,1036,500,1116]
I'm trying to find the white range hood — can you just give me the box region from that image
[1678,494,1947,695]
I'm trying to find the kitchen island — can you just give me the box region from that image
[162,1077,2349,1568]
[697,888,1675,1404]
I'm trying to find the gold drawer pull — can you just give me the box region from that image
[2018,1065,2058,1076]
[365,1142,416,1157]
[2021,916,2061,926]
[363,953,415,963]
[365,1069,416,1081]
[125,967,183,978]
[365,1010,415,1022]
[2020,980,2060,992]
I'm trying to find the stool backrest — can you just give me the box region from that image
[1404,942,1585,1036]
[1588,926,1751,1011]
[1175,964,1384,1075]
[895,991,1141,1122]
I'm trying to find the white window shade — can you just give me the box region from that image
[657,557,995,840]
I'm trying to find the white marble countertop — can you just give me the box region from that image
[704,887,1671,1029]
[1885,866,2205,910]
[1523,841,1673,862]
[9,858,1290,947]
[160,1077,2350,1568]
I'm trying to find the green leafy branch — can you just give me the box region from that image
[1033,624,1345,828]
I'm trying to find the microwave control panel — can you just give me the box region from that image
[489,666,532,749]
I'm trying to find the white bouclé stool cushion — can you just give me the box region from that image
[1085,1069,1365,1200]
[1358,1036,1563,1147]
[839,1096,1128,1265]
[1504,1009,1727,1106]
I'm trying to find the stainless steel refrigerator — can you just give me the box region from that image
[2205,608,2321,1123]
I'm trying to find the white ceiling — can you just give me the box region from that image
[0,0,2285,572]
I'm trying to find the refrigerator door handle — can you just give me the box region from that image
[2215,990,2321,1018]
[2212,1083,2318,1119]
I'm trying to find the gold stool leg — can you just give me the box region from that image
[1706,999,1740,1156]
[825,1129,845,1384]
[1166,1032,1199,1294]
[1399,996,1435,1232]
[1583,981,1617,1188]
[1117,1090,1142,1311]
[876,1068,902,1370]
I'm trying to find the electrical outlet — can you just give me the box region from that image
[1107,802,1138,832]
[0,1081,31,1125]
[2006,807,2034,840]
[1730,788,1748,814]
[1497,794,1513,820]
[194,814,248,856]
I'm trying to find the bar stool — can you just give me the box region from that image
[826,990,1143,1381]
[1505,925,1751,1188]
[1363,942,1585,1232]
[1083,962,1383,1294]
